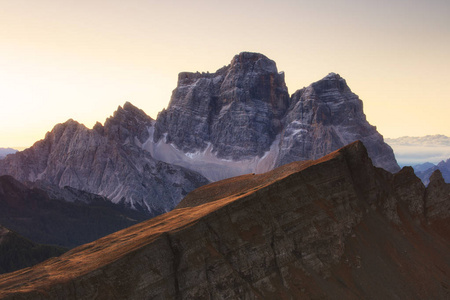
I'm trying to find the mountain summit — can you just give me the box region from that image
[150,52,399,181]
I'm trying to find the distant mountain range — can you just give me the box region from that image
[0,52,399,216]
[384,135,450,184]
[414,159,450,185]
[0,148,17,159]
[385,135,450,166]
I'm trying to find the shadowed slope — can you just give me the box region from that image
[0,175,148,248]
[0,226,66,275]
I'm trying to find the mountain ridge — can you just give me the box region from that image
[0,52,399,214]
[0,141,448,299]
[0,103,209,215]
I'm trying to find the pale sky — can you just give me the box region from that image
[1,0,449,148]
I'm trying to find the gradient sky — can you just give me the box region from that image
[1,0,449,148]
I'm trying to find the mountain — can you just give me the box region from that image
[385,135,450,166]
[412,162,435,172]
[1,141,449,299]
[0,52,398,215]
[151,52,399,181]
[0,225,66,275]
[0,148,17,160]
[0,175,149,248]
[0,103,209,215]
[276,72,397,171]
[415,158,450,185]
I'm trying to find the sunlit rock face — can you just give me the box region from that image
[0,103,209,215]
[152,53,399,180]
[277,73,400,173]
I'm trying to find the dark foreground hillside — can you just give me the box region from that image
[0,226,66,275]
[1,141,450,299]
[0,176,148,248]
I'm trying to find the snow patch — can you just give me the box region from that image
[142,128,280,182]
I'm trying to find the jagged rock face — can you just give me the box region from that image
[1,142,449,299]
[0,103,209,215]
[151,53,399,181]
[425,170,450,218]
[277,73,399,173]
[154,52,290,159]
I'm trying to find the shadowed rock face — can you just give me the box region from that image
[154,52,290,159]
[152,52,399,181]
[0,103,209,215]
[1,141,448,299]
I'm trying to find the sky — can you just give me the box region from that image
[1,0,449,149]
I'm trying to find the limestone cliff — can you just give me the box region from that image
[278,73,399,173]
[0,103,209,215]
[151,52,399,181]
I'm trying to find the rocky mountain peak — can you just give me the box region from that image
[104,102,154,144]
[313,72,351,94]
[154,52,290,160]
[429,169,445,185]
[46,119,86,142]
[229,51,278,74]
[150,52,399,181]
[0,102,209,215]
[278,71,399,173]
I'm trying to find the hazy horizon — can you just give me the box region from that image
[1,0,449,148]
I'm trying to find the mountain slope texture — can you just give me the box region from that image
[0,141,449,299]
[0,103,209,215]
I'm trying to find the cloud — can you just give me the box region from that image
[389,145,450,166]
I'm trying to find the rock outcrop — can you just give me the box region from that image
[151,52,399,181]
[1,141,449,299]
[277,73,399,173]
[154,52,290,159]
[424,169,450,218]
[0,103,209,215]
